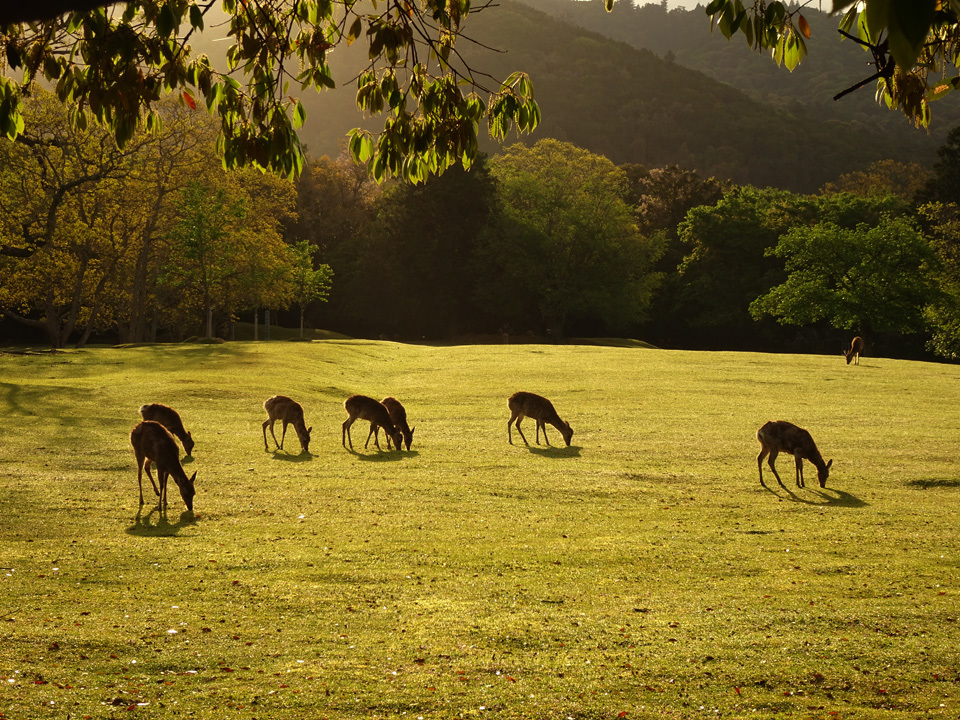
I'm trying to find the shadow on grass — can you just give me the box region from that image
[527,445,582,458]
[126,507,196,537]
[344,447,406,462]
[907,478,960,489]
[764,483,868,508]
[268,449,313,462]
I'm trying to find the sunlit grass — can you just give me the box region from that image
[0,340,958,719]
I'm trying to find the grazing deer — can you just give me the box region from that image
[262,395,312,454]
[377,396,415,450]
[507,391,574,447]
[342,395,403,451]
[756,420,832,489]
[844,336,864,365]
[130,421,197,511]
[139,403,194,456]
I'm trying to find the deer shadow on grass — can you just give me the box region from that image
[763,483,868,508]
[349,448,408,462]
[269,449,313,462]
[527,445,581,458]
[126,506,196,538]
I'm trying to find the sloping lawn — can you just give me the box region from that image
[1,340,958,719]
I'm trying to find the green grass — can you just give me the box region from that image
[1,340,958,719]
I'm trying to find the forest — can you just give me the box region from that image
[1,83,959,362]
[2,1,960,360]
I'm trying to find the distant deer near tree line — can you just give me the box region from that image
[130,420,197,511]
[507,391,574,447]
[844,336,863,365]
[756,420,832,489]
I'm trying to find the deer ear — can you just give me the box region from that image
[826,459,833,470]
[189,471,197,483]
[307,426,313,433]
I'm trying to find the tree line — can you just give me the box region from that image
[2,88,959,361]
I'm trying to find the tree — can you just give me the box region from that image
[0,1,539,182]
[672,186,813,345]
[480,139,664,338]
[704,0,960,129]
[917,124,960,206]
[821,159,932,200]
[326,157,498,339]
[0,89,151,347]
[750,215,940,339]
[918,202,960,359]
[290,240,332,338]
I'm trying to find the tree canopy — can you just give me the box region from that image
[0,0,539,181]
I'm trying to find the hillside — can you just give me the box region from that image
[513,0,960,144]
[190,2,941,191]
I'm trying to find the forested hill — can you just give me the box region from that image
[512,0,960,145]
[293,0,939,191]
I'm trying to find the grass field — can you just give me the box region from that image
[1,339,958,719]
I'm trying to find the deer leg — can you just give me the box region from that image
[342,417,355,449]
[365,423,381,449]
[539,420,552,446]
[513,416,529,445]
[158,470,168,508]
[507,413,518,444]
[757,449,768,486]
[262,420,271,450]
[766,450,786,488]
[369,422,383,450]
[794,454,804,487]
[265,419,281,449]
[279,420,289,450]
[143,458,160,496]
[136,454,147,505]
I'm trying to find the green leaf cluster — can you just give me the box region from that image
[0,0,540,182]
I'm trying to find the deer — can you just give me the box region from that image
[262,395,312,454]
[756,420,832,489]
[844,336,864,365]
[130,421,197,511]
[342,394,403,452]
[507,391,574,447]
[139,403,195,456]
[376,396,415,450]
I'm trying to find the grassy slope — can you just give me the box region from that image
[0,341,958,719]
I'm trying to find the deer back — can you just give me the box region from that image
[139,403,193,455]
[264,395,305,422]
[758,420,823,461]
[345,395,396,430]
[509,391,561,422]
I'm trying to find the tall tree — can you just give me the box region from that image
[0,90,149,346]
[480,139,664,338]
[290,240,333,339]
[750,215,940,339]
[918,202,960,359]
[328,157,498,338]
[164,182,246,339]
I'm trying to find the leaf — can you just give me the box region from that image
[798,14,811,39]
[293,100,306,129]
[182,91,197,110]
